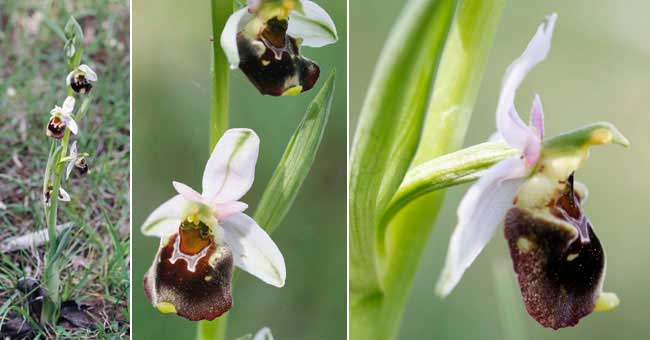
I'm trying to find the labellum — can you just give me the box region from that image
[238,16,320,96]
[70,72,93,94]
[75,157,89,176]
[504,173,606,329]
[143,220,234,321]
[47,116,66,139]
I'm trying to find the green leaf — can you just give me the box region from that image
[351,1,507,339]
[254,71,335,233]
[379,142,517,237]
[349,0,458,295]
[233,335,252,340]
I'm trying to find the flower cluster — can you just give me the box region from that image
[43,41,98,205]
[436,14,628,329]
[221,0,337,96]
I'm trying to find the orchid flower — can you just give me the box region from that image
[436,14,628,329]
[220,0,337,96]
[47,96,78,139]
[65,141,89,179]
[66,64,98,94]
[44,185,71,205]
[141,128,286,321]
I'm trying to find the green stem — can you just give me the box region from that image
[209,0,231,149]
[199,0,232,338]
[198,314,229,340]
[350,1,505,339]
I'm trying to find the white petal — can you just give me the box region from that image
[69,141,78,158]
[141,195,186,238]
[66,158,75,180]
[221,213,286,287]
[58,187,71,202]
[288,0,338,47]
[202,128,259,203]
[253,327,274,340]
[496,13,556,151]
[66,70,75,85]
[220,7,250,69]
[79,64,98,81]
[62,96,75,114]
[64,115,79,135]
[247,0,261,12]
[172,181,205,204]
[436,157,528,297]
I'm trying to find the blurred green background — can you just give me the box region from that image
[351,0,649,339]
[132,0,346,339]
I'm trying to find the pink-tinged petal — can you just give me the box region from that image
[202,128,259,204]
[141,195,186,238]
[530,94,545,139]
[523,135,542,168]
[221,213,286,287]
[436,157,528,296]
[496,14,557,151]
[215,201,248,220]
[172,181,204,204]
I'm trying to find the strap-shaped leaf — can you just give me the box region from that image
[254,71,335,233]
[349,0,458,295]
[379,142,518,232]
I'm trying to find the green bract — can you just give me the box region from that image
[254,71,336,233]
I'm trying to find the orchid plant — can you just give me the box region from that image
[140,1,337,339]
[349,1,629,339]
[40,16,98,324]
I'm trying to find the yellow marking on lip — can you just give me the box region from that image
[281,85,303,96]
[516,237,535,252]
[156,302,177,314]
[594,292,620,312]
[261,60,270,66]
[566,253,579,262]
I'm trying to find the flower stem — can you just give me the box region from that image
[350,1,505,339]
[209,0,231,149]
[198,0,232,339]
